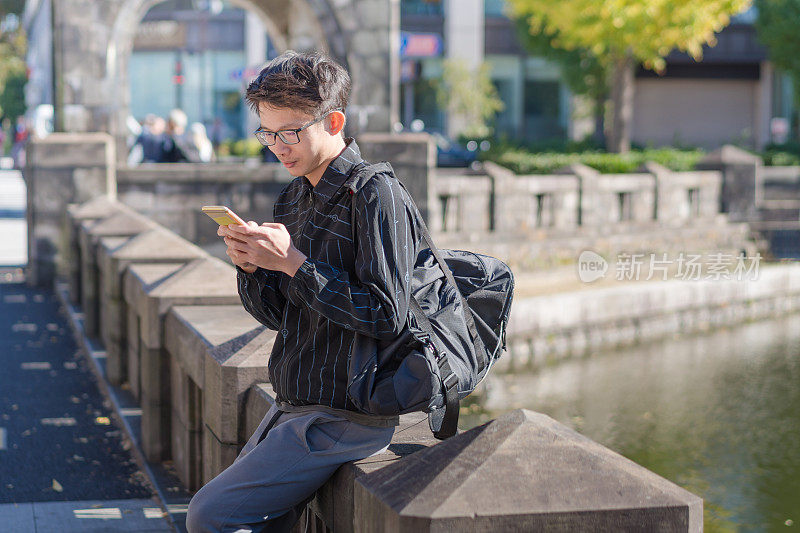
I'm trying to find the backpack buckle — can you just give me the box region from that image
[441,366,459,393]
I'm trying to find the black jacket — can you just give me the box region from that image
[237,139,422,417]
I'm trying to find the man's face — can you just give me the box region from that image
[257,102,331,179]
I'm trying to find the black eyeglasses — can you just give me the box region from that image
[253,110,340,146]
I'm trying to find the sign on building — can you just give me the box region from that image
[400,32,443,58]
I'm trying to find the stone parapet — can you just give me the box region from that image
[355,409,701,532]
[123,257,240,462]
[243,384,701,533]
[97,227,207,384]
[504,263,800,370]
[25,133,116,286]
[64,195,119,305]
[56,194,705,532]
[164,305,274,489]
[77,204,156,338]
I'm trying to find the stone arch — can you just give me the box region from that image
[51,0,397,163]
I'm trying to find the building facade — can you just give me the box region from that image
[128,1,273,141]
[401,1,796,150]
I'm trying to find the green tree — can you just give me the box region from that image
[507,0,751,153]
[0,6,27,127]
[755,0,800,138]
[435,59,505,139]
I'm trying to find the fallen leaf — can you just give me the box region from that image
[95,416,111,425]
[52,479,63,492]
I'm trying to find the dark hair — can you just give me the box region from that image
[245,51,351,119]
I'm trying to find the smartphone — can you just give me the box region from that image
[201,205,246,226]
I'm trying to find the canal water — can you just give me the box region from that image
[461,314,800,532]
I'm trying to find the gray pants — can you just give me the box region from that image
[186,403,395,533]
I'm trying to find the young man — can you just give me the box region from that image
[186,51,420,532]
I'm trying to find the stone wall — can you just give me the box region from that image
[116,162,291,246]
[25,132,116,286]
[63,196,703,531]
[504,263,800,371]
[26,133,760,286]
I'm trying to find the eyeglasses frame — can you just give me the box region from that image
[253,109,342,146]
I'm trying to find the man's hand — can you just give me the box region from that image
[218,222,307,276]
[218,223,257,273]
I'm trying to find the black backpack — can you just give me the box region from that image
[346,163,515,439]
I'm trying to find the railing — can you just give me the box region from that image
[62,195,703,531]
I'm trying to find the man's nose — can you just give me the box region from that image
[271,142,291,156]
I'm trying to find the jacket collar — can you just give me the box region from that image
[302,138,363,203]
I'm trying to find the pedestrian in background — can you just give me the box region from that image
[191,122,215,162]
[161,108,201,163]
[128,114,167,165]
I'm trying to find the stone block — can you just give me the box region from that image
[140,393,170,463]
[164,305,273,480]
[79,208,155,337]
[140,344,170,462]
[97,235,131,346]
[97,227,206,385]
[696,145,763,222]
[359,133,435,224]
[243,382,438,533]
[170,355,203,491]
[244,383,278,439]
[204,327,274,445]
[316,412,438,533]
[354,409,702,532]
[124,258,240,461]
[171,412,202,491]
[202,429,240,486]
[65,196,118,304]
[26,132,113,169]
[24,133,115,286]
[126,306,141,399]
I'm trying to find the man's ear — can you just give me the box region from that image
[327,110,346,136]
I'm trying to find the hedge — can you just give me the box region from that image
[481,147,705,174]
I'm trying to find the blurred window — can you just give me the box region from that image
[401,0,443,16]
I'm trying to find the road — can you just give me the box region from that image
[0,170,174,531]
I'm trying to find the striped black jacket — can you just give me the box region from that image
[237,139,422,418]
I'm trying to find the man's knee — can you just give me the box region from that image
[186,484,220,533]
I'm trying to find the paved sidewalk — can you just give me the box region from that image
[0,276,174,532]
[0,169,27,266]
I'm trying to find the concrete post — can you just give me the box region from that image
[25,133,116,287]
[696,144,764,223]
[354,409,703,532]
[164,305,274,489]
[358,133,437,228]
[123,257,240,462]
[65,195,118,304]
[558,162,601,228]
[78,207,155,339]
[97,227,207,385]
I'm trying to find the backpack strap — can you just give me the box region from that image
[349,162,481,439]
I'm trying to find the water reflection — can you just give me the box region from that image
[462,315,800,531]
